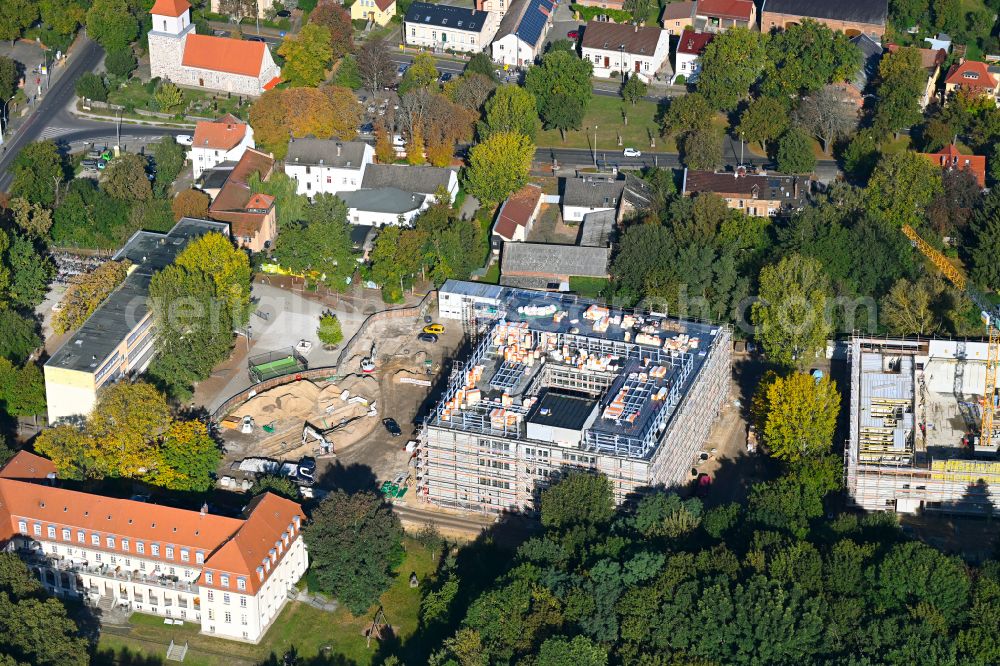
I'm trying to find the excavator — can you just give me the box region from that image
[901,224,1000,447]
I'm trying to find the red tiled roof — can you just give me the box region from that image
[374,0,396,11]
[0,451,58,481]
[697,0,754,21]
[150,0,191,17]
[494,184,542,240]
[662,0,696,21]
[192,114,249,151]
[182,34,267,78]
[885,44,945,72]
[677,29,713,55]
[246,193,275,210]
[263,76,282,91]
[945,60,998,90]
[209,148,276,238]
[921,144,987,187]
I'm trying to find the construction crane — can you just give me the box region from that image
[901,224,1000,447]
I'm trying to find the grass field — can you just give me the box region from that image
[95,538,440,665]
[536,95,667,152]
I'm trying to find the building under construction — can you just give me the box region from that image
[847,336,1000,515]
[418,281,732,513]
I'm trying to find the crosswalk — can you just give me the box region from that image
[37,126,75,139]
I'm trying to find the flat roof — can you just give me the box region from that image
[46,218,230,374]
[526,390,596,431]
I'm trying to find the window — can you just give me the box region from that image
[237,578,246,591]
[136,542,145,554]
[16,521,25,533]
[91,534,100,545]
[208,609,215,621]
[180,548,189,562]
[95,553,102,562]
[221,575,229,587]
[77,530,85,543]
[223,593,231,605]
[151,544,160,556]
[47,526,56,539]
[61,528,70,540]
[205,572,213,585]
[224,612,232,624]
[122,539,129,552]
[196,551,204,564]
[165,546,174,559]
[240,596,247,607]
[241,614,248,625]
[106,536,115,549]
[33,523,41,536]
[207,590,214,601]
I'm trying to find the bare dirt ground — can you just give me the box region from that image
[526,204,578,245]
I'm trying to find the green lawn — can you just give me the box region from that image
[569,276,609,298]
[107,79,248,120]
[536,96,666,152]
[96,538,440,665]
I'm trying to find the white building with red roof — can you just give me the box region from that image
[190,114,256,179]
[148,0,281,97]
[673,29,713,84]
[0,451,307,643]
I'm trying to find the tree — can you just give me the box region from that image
[305,490,404,615]
[874,46,926,136]
[101,153,152,201]
[761,19,861,98]
[537,635,609,666]
[465,52,498,81]
[9,198,53,237]
[971,208,1000,291]
[154,82,183,112]
[696,27,767,110]
[400,52,438,95]
[53,260,129,334]
[172,188,210,221]
[752,254,832,368]
[154,420,220,492]
[0,56,17,101]
[406,122,426,165]
[0,0,38,42]
[621,74,647,106]
[278,23,333,87]
[104,48,137,79]
[680,128,723,170]
[271,193,354,288]
[86,0,138,52]
[40,0,87,36]
[308,0,353,60]
[87,381,172,477]
[660,91,714,136]
[478,85,539,141]
[317,311,343,346]
[248,89,290,158]
[794,84,860,154]
[7,234,53,309]
[463,132,534,207]
[374,119,395,163]
[736,97,788,150]
[446,72,496,111]
[357,36,395,95]
[776,128,816,174]
[866,151,943,227]
[540,472,613,529]
[218,0,257,22]
[623,0,652,24]
[75,72,108,101]
[525,49,593,138]
[151,135,186,197]
[10,141,64,207]
[882,276,941,335]
[0,309,40,362]
[753,372,840,463]
[248,474,300,499]
[0,358,46,418]
[322,85,363,140]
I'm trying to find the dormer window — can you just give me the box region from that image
[965,72,979,79]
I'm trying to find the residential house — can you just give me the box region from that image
[0,451,307,643]
[850,34,883,94]
[491,0,555,68]
[338,188,429,227]
[403,2,500,54]
[148,0,281,97]
[208,148,278,253]
[210,0,270,20]
[500,243,611,291]
[360,164,460,201]
[673,29,713,83]
[43,218,231,424]
[681,168,808,216]
[199,162,236,199]
[885,44,944,108]
[661,1,696,35]
[761,0,888,40]
[351,0,396,26]
[189,114,254,180]
[580,22,672,83]
[562,175,624,222]
[695,0,756,33]
[574,0,624,11]
[283,138,374,198]
[491,183,544,252]
[921,143,987,188]
[944,59,1000,104]
[476,0,509,17]
[925,33,952,52]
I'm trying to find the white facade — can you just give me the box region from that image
[404,15,500,53]
[563,204,614,223]
[492,33,537,68]
[581,30,671,83]
[190,127,255,180]
[284,144,375,198]
[674,49,703,83]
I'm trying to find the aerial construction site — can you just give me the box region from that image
[847,336,1000,515]
[417,281,732,513]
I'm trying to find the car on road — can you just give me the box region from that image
[175,134,193,146]
[276,9,291,16]
[247,36,267,42]
[439,72,453,83]
[623,147,642,157]
[567,30,579,39]
[423,323,444,335]
[96,160,107,170]
[81,159,97,170]
[397,63,409,77]
[359,122,374,134]
[417,332,439,343]
[383,418,402,437]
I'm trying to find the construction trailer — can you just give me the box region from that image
[417,281,732,514]
[846,336,1000,515]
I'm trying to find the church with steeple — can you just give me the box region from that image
[148,0,281,97]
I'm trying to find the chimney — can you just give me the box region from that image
[337,144,342,157]
[200,502,208,516]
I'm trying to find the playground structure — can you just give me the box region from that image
[248,347,308,383]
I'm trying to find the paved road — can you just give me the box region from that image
[391,501,496,534]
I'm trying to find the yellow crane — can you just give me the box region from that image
[901,224,1000,446]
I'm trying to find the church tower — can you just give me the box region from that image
[148,0,195,82]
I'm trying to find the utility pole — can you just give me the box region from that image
[592,125,597,169]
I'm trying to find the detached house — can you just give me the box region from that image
[921,143,987,188]
[403,2,499,54]
[674,29,713,83]
[695,0,756,33]
[351,0,396,27]
[491,0,554,68]
[580,22,672,83]
[661,1,697,35]
[682,168,809,217]
[208,148,278,253]
[189,114,254,180]
[284,138,374,198]
[491,183,544,252]
[944,59,1000,105]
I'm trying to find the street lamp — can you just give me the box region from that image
[0,93,16,147]
[592,125,598,169]
[620,45,625,82]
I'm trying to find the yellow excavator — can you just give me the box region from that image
[901,224,1000,446]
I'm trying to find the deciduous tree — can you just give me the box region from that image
[463,132,534,207]
[680,127,723,170]
[776,127,816,174]
[0,308,40,362]
[278,23,333,87]
[9,198,53,237]
[86,0,138,52]
[317,311,343,346]
[154,82,183,112]
[865,150,943,227]
[478,84,539,141]
[696,27,766,110]
[0,0,38,43]
[881,276,940,336]
[0,56,18,101]
[308,0,353,60]
[40,0,87,36]
[399,52,438,95]
[101,153,152,201]
[737,96,789,150]
[104,48,138,79]
[151,135,186,196]
[53,260,129,334]
[357,36,395,95]
[10,141,64,207]
[660,91,713,136]
[75,72,108,102]
[154,419,221,492]
[753,372,840,463]
[873,46,926,136]
[172,188,210,221]
[752,253,832,368]
[621,74,647,106]
[794,84,860,154]
[761,19,861,98]
[525,49,593,137]
[248,88,290,158]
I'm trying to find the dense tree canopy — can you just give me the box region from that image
[696,27,767,110]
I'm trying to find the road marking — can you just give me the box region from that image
[37,126,75,139]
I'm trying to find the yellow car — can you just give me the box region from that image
[423,323,445,335]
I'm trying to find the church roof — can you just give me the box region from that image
[150,0,191,17]
[182,34,268,78]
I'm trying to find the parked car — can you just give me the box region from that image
[359,122,374,134]
[276,9,291,16]
[247,36,267,42]
[439,72,453,83]
[397,63,409,77]
[417,332,439,343]
[623,147,642,157]
[96,160,107,170]
[567,30,579,39]
[696,473,712,498]
[81,159,97,170]
[383,418,402,437]
[423,323,445,335]
[175,134,193,146]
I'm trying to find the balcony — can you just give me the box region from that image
[17,550,197,593]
